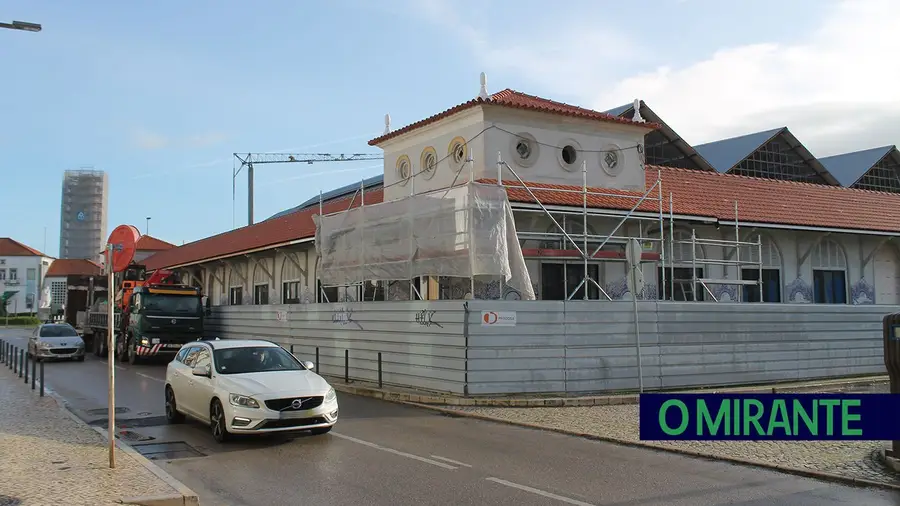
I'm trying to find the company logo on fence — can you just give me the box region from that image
[481,311,516,326]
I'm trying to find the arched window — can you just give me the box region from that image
[658,229,705,301]
[810,239,847,304]
[252,261,270,305]
[227,265,245,306]
[281,255,305,304]
[739,234,783,303]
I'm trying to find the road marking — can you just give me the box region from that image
[97,359,128,371]
[136,371,164,383]
[485,477,595,506]
[331,432,457,470]
[430,455,472,467]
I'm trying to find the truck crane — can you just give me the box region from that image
[88,225,206,364]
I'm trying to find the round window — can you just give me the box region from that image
[509,132,539,168]
[396,156,411,185]
[421,149,437,180]
[448,137,469,172]
[599,144,625,176]
[556,138,583,171]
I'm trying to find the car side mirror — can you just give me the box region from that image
[192,364,211,377]
[302,361,315,370]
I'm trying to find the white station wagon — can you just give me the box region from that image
[164,338,338,442]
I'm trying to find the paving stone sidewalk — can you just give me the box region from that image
[453,383,900,486]
[0,367,180,506]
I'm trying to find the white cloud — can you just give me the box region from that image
[415,0,900,157]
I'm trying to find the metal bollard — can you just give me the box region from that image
[31,357,36,390]
[315,347,319,371]
[344,349,349,383]
[13,347,17,374]
[18,349,23,379]
[378,352,383,389]
[40,361,44,397]
[24,352,28,384]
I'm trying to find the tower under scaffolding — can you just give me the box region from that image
[311,154,763,303]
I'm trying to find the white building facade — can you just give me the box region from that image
[0,238,54,314]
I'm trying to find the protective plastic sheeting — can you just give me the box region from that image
[314,183,536,300]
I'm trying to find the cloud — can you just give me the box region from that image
[132,129,169,150]
[130,129,229,150]
[414,0,900,157]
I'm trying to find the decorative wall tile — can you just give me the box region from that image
[605,277,628,300]
[785,276,813,303]
[387,280,411,301]
[474,278,502,300]
[711,283,738,302]
[851,277,875,305]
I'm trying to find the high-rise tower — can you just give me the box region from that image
[59,169,108,261]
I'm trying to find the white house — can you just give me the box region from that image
[0,238,54,314]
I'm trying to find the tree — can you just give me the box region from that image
[1,290,19,317]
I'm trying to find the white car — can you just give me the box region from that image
[164,338,338,442]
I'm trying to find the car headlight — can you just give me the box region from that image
[229,393,260,409]
[38,341,52,349]
[324,386,336,402]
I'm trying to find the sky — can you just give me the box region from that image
[1,0,898,257]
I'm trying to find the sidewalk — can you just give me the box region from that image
[0,365,193,506]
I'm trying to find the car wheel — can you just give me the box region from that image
[310,426,333,435]
[210,399,230,443]
[165,386,185,424]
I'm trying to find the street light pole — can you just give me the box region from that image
[145,217,151,235]
[0,20,42,32]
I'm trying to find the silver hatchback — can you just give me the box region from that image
[28,323,86,362]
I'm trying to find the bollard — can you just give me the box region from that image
[8,344,12,370]
[378,352,383,389]
[18,349,23,379]
[40,361,45,397]
[315,347,319,371]
[13,347,17,374]
[31,357,36,390]
[24,352,28,384]
[344,349,349,383]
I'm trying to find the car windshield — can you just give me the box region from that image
[213,346,304,375]
[39,325,78,337]
[143,294,200,314]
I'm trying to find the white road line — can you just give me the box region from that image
[429,455,472,467]
[331,432,458,470]
[136,372,164,383]
[485,477,595,506]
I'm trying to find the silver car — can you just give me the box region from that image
[28,323,86,362]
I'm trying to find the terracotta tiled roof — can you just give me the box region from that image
[490,165,900,233]
[0,238,48,257]
[368,89,660,146]
[136,235,176,251]
[143,188,385,270]
[45,259,102,277]
[144,166,900,271]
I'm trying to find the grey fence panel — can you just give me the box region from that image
[208,301,468,394]
[466,300,895,396]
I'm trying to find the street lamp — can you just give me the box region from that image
[0,20,42,32]
[146,217,151,235]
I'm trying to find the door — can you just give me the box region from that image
[186,348,215,421]
[875,246,900,305]
[176,345,203,418]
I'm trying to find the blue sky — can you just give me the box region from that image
[1,0,895,257]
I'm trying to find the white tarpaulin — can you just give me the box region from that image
[314,182,536,300]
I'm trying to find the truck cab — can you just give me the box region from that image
[123,284,204,364]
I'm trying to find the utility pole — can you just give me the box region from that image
[145,217,151,235]
[0,20,41,32]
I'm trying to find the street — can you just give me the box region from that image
[4,329,900,506]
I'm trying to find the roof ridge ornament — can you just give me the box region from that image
[478,72,490,101]
[383,114,391,135]
[631,99,645,123]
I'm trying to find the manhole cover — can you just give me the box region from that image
[89,415,168,429]
[85,407,130,416]
[117,430,155,442]
[130,441,205,461]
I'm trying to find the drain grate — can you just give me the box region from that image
[90,416,169,428]
[117,430,155,442]
[130,441,205,461]
[86,407,130,416]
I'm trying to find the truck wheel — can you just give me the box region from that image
[118,336,129,363]
[92,334,101,356]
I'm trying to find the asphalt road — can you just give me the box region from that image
[4,328,900,506]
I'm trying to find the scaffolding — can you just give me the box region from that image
[311,152,763,303]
